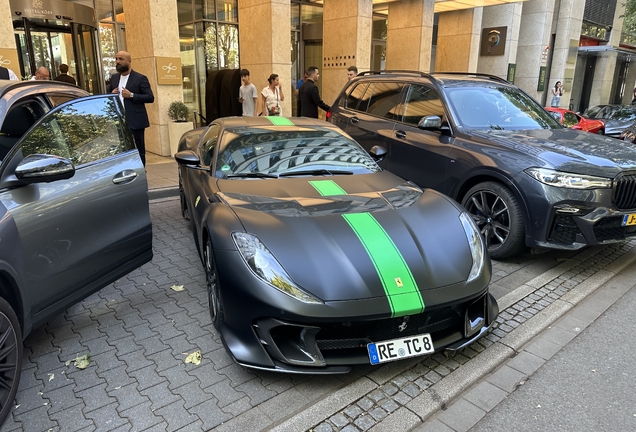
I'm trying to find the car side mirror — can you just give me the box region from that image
[175,150,201,166]
[369,145,387,162]
[417,115,443,130]
[15,154,75,183]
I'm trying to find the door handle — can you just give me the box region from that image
[351,117,359,124]
[395,130,406,139]
[112,170,138,184]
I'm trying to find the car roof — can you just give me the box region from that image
[0,80,89,98]
[348,70,512,88]
[215,116,339,130]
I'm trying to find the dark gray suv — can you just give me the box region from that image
[329,71,636,259]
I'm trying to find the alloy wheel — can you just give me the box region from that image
[204,240,219,324]
[464,189,511,252]
[0,311,19,420]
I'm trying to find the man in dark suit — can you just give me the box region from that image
[107,51,154,165]
[53,64,76,85]
[297,66,330,118]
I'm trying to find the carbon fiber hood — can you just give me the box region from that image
[216,172,476,302]
[471,128,636,176]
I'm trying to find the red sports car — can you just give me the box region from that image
[544,107,605,134]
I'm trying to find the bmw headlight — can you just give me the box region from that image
[459,212,485,283]
[232,232,322,304]
[525,168,612,189]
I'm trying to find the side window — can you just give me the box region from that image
[200,124,220,166]
[563,112,579,127]
[47,94,80,108]
[345,83,369,110]
[19,96,133,166]
[366,82,405,120]
[401,85,445,126]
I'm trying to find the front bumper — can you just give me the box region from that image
[516,173,636,250]
[214,250,497,373]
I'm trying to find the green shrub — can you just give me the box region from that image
[168,101,189,122]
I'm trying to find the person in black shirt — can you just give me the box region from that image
[53,64,77,85]
[297,66,330,118]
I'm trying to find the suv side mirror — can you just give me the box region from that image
[417,116,443,130]
[369,145,387,162]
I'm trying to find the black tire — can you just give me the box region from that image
[597,129,604,135]
[0,297,22,424]
[204,238,224,330]
[461,181,525,259]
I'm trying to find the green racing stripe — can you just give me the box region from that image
[309,180,425,317]
[265,116,295,126]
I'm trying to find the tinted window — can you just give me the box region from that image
[401,85,445,125]
[366,82,405,120]
[563,112,579,127]
[20,96,133,166]
[200,124,220,166]
[215,127,380,177]
[345,83,369,110]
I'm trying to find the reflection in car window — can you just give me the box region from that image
[401,85,445,126]
[563,112,578,127]
[200,124,220,166]
[215,127,381,178]
[446,86,561,130]
[345,83,369,110]
[604,107,636,121]
[19,97,134,166]
[47,94,79,108]
[366,82,405,120]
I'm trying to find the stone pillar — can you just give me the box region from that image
[322,0,372,106]
[515,0,556,102]
[385,0,435,72]
[477,3,523,80]
[122,0,182,156]
[0,1,20,79]
[548,0,585,108]
[435,8,483,72]
[238,0,291,116]
[588,1,626,107]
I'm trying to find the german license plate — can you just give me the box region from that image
[367,333,434,365]
[622,214,636,226]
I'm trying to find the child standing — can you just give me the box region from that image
[238,69,258,116]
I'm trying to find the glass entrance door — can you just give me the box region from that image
[14,18,102,94]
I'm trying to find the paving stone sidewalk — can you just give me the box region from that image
[1,198,628,432]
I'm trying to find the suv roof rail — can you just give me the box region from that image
[434,71,510,84]
[357,70,434,79]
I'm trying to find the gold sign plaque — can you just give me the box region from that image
[0,49,21,79]
[156,57,182,85]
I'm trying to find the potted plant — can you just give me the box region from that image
[167,101,193,156]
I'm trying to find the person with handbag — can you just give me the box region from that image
[261,74,284,116]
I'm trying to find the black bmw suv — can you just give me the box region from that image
[329,71,636,259]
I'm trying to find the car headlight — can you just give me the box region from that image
[525,168,612,189]
[459,212,485,283]
[232,232,323,304]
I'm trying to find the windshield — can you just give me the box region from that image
[446,85,561,130]
[598,106,636,121]
[215,127,381,178]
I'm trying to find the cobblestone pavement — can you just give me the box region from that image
[1,198,629,432]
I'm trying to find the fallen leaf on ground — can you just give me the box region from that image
[185,350,202,365]
[66,353,91,369]
[48,373,54,381]
[171,285,185,292]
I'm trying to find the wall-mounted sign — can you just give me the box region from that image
[507,63,516,84]
[0,49,21,78]
[480,26,507,56]
[537,66,547,92]
[563,68,575,92]
[156,57,182,85]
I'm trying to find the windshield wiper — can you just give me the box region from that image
[226,172,279,179]
[278,169,354,177]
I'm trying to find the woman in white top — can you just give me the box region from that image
[261,74,284,116]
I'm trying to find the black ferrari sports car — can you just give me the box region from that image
[176,116,498,373]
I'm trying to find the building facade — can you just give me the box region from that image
[1,0,634,156]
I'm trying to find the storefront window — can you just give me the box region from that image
[99,23,117,83]
[195,0,216,20]
[97,0,114,21]
[217,0,238,22]
[178,0,194,23]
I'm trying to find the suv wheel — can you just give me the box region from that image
[0,297,22,424]
[461,181,525,259]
